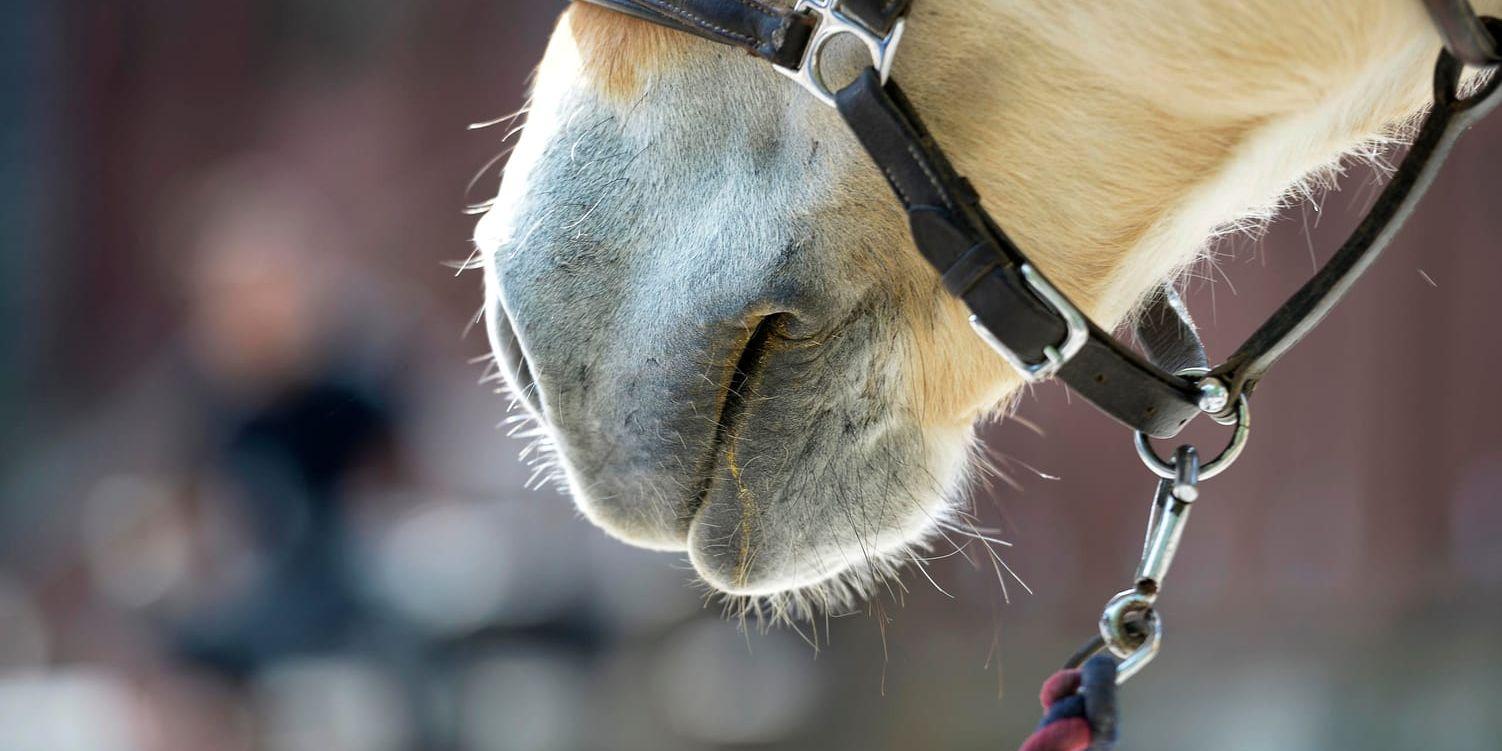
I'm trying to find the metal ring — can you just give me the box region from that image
[1097,589,1164,685]
[1113,615,1163,685]
[1134,394,1250,481]
[773,0,906,107]
[1099,590,1154,658]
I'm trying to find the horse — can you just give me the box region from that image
[475,0,1500,611]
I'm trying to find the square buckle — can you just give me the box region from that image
[969,264,1090,383]
[773,0,907,107]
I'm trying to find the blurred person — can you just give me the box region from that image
[161,161,407,679]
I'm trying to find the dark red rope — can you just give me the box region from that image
[1017,655,1118,751]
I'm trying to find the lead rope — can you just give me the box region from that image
[1020,655,1120,751]
[1018,446,1201,751]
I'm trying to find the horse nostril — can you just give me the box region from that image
[746,300,832,344]
[775,312,823,342]
[708,313,788,437]
[726,314,787,400]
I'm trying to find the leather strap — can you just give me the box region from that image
[839,0,910,34]
[835,70,1205,437]
[1136,286,1209,377]
[1209,35,1502,416]
[573,0,815,68]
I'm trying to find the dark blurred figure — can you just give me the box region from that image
[167,163,403,678]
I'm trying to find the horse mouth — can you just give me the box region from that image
[689,314,787,527]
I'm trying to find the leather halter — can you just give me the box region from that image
[569,0,1502,441]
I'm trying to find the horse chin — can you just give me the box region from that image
[580,417,972,601]
[624,363,975,600]
[681,430,968,601]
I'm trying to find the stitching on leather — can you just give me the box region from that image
[650,0,755,43]
[643,0,757,45]
[878,162,911,205]
[729,0,781,17]
[905,143,950,209]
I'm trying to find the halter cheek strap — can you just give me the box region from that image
[820,0,910,36]
[833,70,1208,436]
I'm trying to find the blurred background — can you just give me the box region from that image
[3,2,1501,750]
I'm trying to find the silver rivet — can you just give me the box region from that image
[1197,377,1231,415]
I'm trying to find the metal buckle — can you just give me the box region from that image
[968,264,1089,383]
[774,0,907,107]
